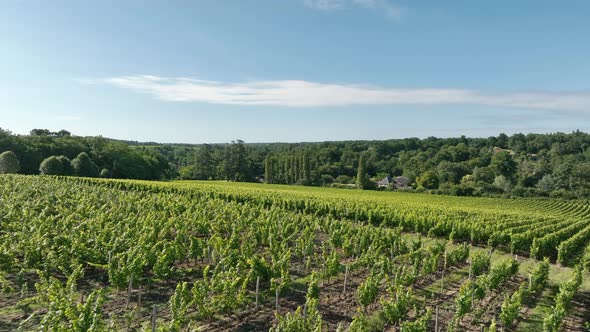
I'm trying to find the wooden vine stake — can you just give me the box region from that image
[255,276,260,307]
[435,306,439,332]
[275,286,280,313]
[117,260,121,294]
[343,265,349,295]
[126,274,133,309]
[137,286,142,312]
[151,305,157,332]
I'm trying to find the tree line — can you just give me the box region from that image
[0,128,170,180]
[167,131,590,199]
[1,127,589,200]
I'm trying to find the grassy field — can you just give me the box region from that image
[0,175,589,331]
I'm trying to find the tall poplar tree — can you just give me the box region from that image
[302,152,311,185]
[264,156,272,184]
[356,153,368,189]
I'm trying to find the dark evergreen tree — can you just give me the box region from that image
[356,153,369,189]
[194,144,214,180]
[264,156,272,184]
[303,152,311,185]
[222,140,251,182]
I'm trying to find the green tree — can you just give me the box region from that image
[572,162,590,190]
[194,144,214,180]
[178,165,195,180]
[302,151,311,185]
[497,133,509,148]
[437,161,470,184]
[0,151,20,174]
[491,151,517,180]
[56,129,71,137]
[494,175,513,193]
[56,155,73,175]
[29,128,52,136]
[221,140,251,182]
[356,153,369,189]
[71,152,99,177]
[552,161,574,190]
[264,156,272,184]
[537,174,556,192]
[39,156,64,175]
[417,171,439,189]
[473,166,495,184]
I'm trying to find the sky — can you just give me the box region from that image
[1,0,589,143]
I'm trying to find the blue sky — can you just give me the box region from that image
[1,0,589,143]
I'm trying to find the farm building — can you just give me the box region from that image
[376,175,411,189]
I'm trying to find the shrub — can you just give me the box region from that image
[71,152,99,177]
[0,151,20,174]
[39,156,64,175]
[56,155,73,175]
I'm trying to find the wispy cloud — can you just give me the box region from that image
[94,75,590,113]
[302,0,403,19]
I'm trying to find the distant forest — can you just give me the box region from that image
[1,128,589,199]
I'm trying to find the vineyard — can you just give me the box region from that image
[0,175,589,331]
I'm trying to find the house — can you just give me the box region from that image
[395,176,411,188]
[376,175,394,188]
[376,175,411,189]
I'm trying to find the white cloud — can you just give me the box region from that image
[303,0,403,19]
[97,75,590,113]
